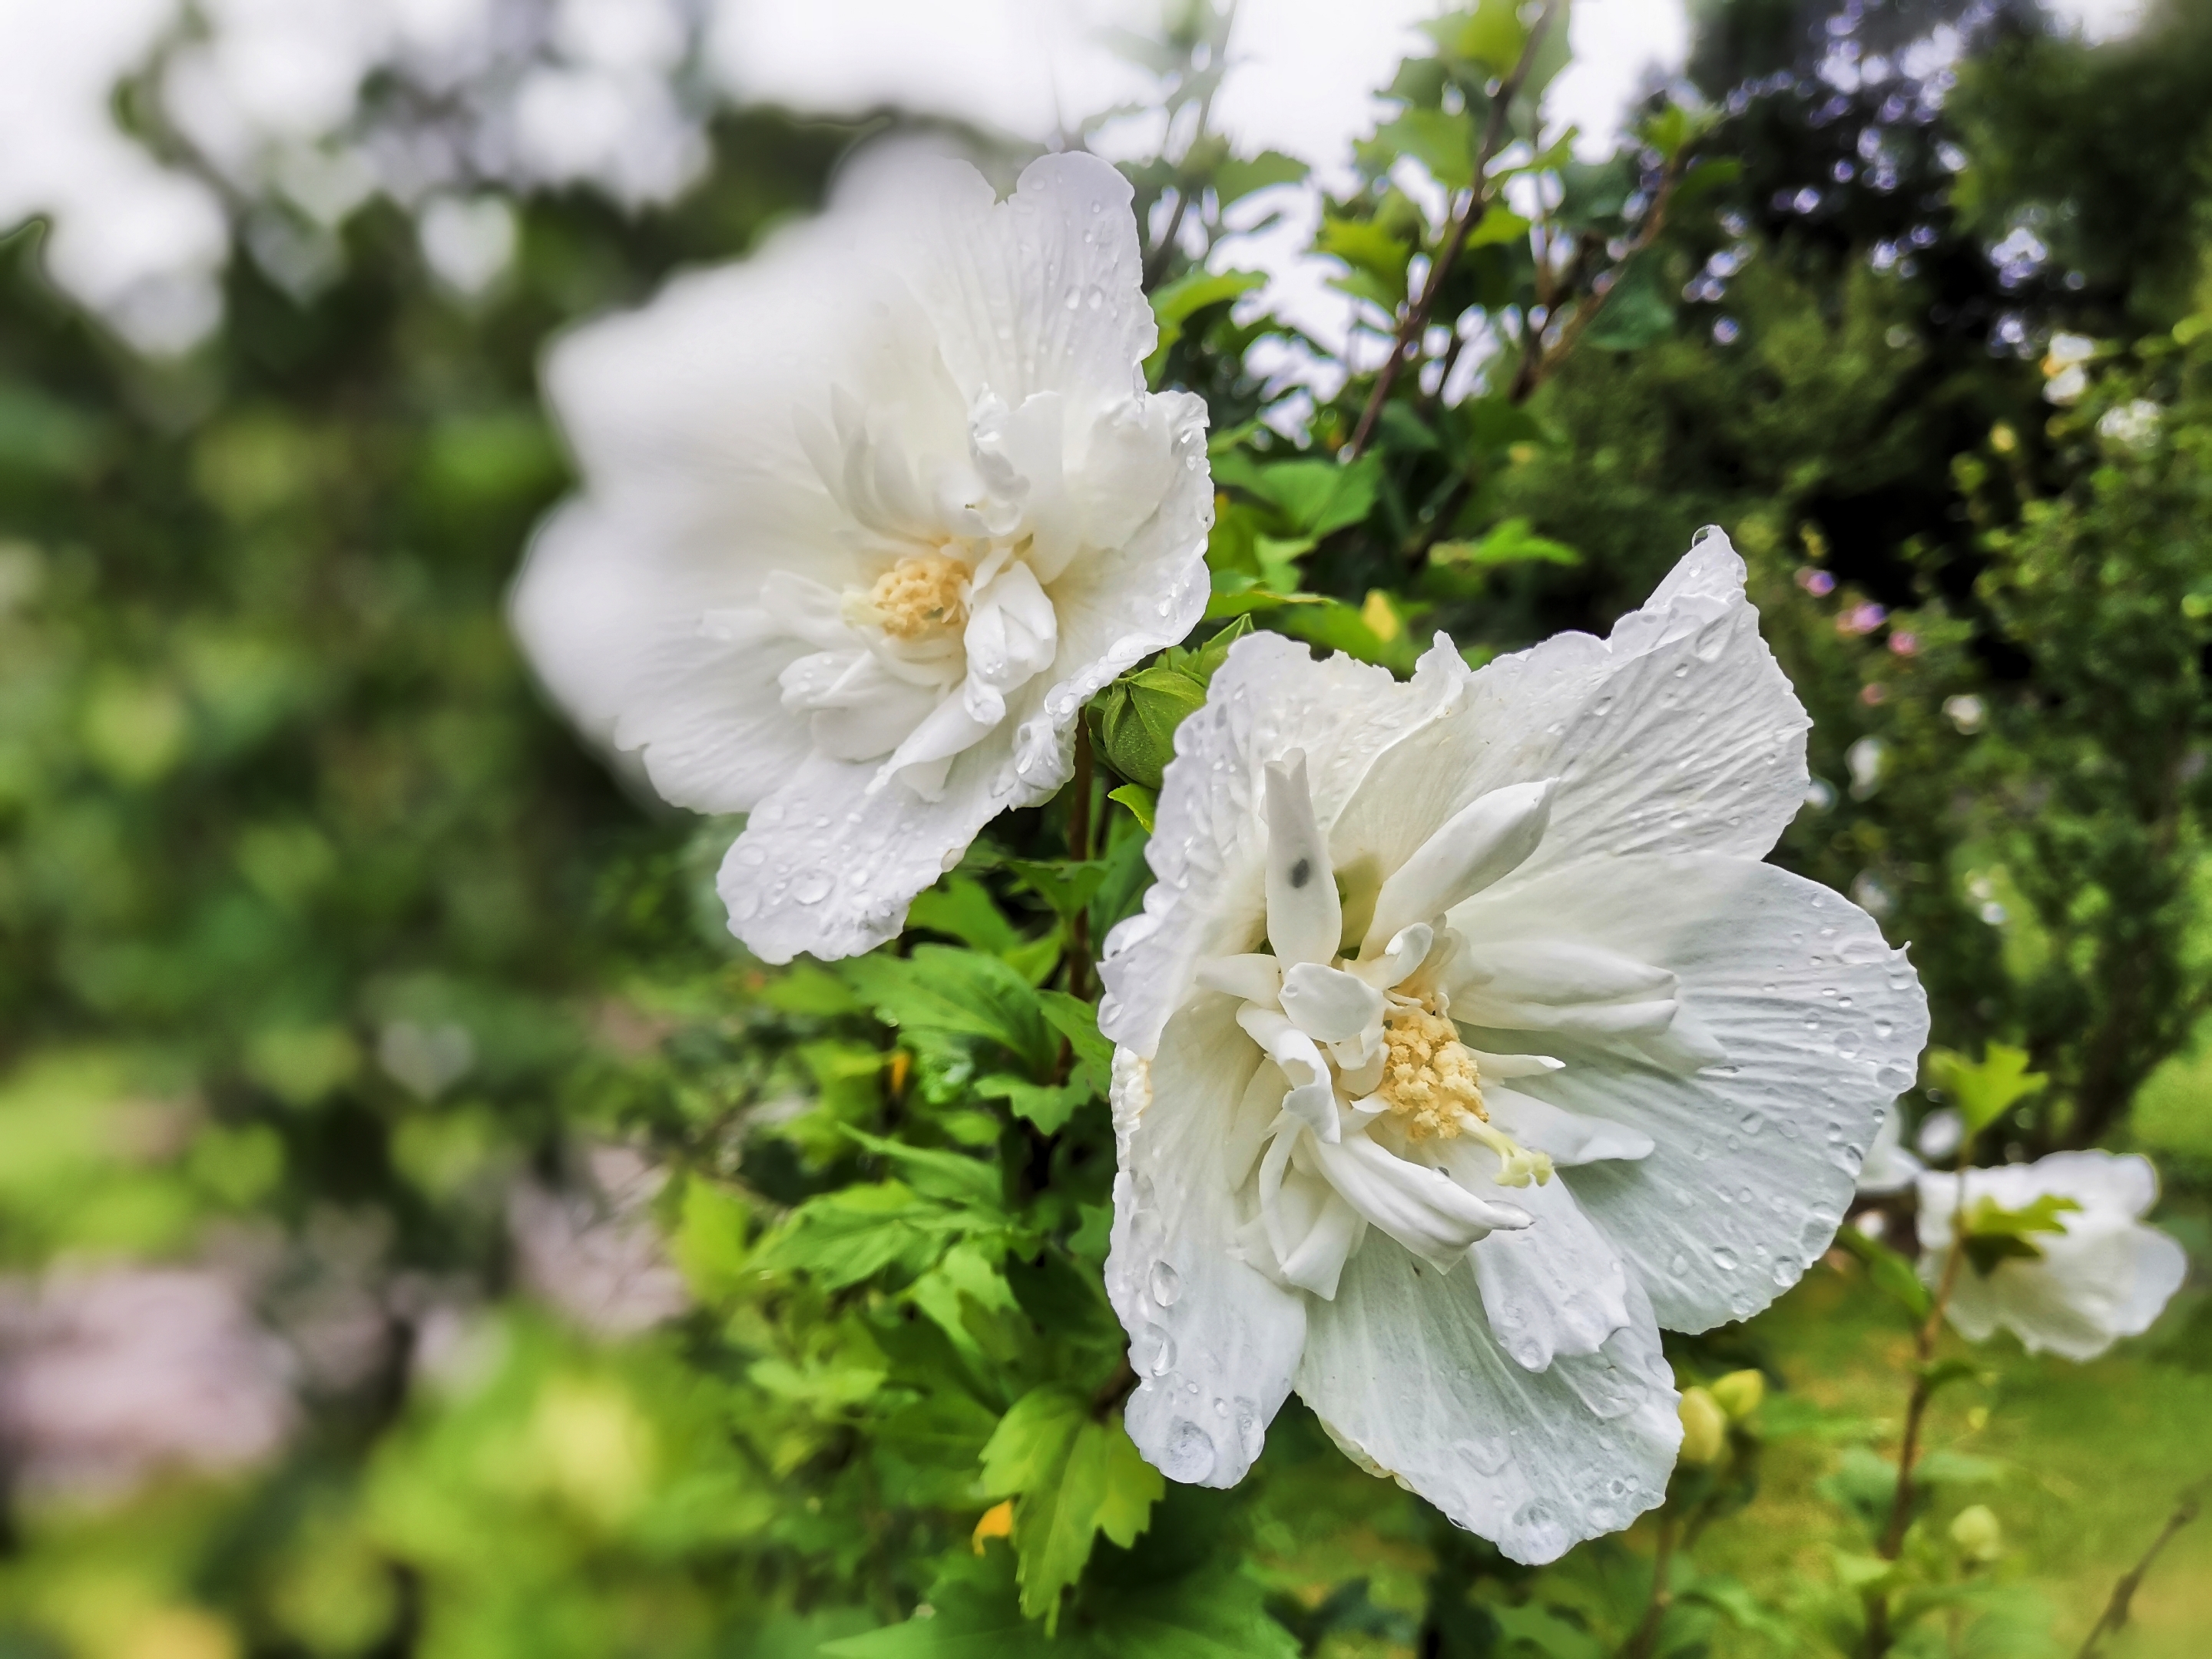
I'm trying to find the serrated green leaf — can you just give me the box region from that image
[1036,991,1113,1078]
[843,1125,1002,1208]
[751,1181,937,1288]
[1147,268,1267,377]
[981,1386,1088,1500]
[976,1074,1091,1134]
[1927,1043,2048,1136]
[1316,217,1412,309]
[1005,1410,1164,1628]
[1464,204,1531,249]
[843,945,1057,1079]
[1243,455,1380,538]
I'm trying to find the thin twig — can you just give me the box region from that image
[1346,1,1558,459]
[1065,722,1094,1002]
[1509,149,1689,402]
[1862,1168,1970,1658]
[1618,1508,1680,1659]
[2075,1478,2208,1659]
[1141,2,1240,293]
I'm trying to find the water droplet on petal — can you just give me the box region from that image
[1161,1419,1217,1482]
[1149,1261,1182,1307]
[1713,1246,1740,1270]
[792,871,833,905]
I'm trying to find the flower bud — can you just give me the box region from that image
[1709,1369,1767,1420]
[1677,1386,1727,1466]
[1089,664,1207,790]
[1950,1503,2002,1562]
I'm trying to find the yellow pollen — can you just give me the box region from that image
[1376,1005,1486,1142]
[861,554,969,639]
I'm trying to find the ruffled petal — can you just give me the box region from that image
[1328,533,1807,892]
[719,737,1025,963]
[1109,1004,1308,1490]
[1449,853,1926,1331]
[1305,1133,1531,1270]
[1442,1152,1639,1370]
[1296,1236,1679,1565]
[1100,634,1468,1056]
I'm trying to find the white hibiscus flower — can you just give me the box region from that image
[1097,531,1929,1564]
[1917,1151,2187,1362]
[511,150,1212,962]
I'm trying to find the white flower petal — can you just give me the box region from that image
[1100,634,1467,1055]
[1362,780,1555,953]
[1279,963,1387,1044]
[1329,533,1807,894]
[1296,1237,1679,1565]
[719,745,1009,963]
[1304,1132,1530,1270]
[1266,753,1343,967]
[882,151,1157,415]
[1483,1084,1655,1167]
[1110,1011,1306,1491]
[1235,1007,1337,1141]
[1195,954,1284,1005]
[1450,1159,1640,1370]
[1452,853,1927,1330]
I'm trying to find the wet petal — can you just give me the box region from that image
[1266,751,1343,967]
[1279,963,1386,1044]
[1305,1132,1529,1270]
[1362,781,1554,954]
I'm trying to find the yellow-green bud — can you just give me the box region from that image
[1677,1386,1727,1466]
[1709,1369,1766,1420]
[1950,1504,2002,1562]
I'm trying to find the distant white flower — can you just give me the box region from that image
[513,150,1211,961]
[1919,1151,2187,1361]
[1855,1108,1922,1194]
[1099,532,1928,1563]
[2096,398,2161,450]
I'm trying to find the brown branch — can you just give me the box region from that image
[1511,149,1689,402]
[1091,1354,1138,1419]
[1065,721,1094,1002]
[1618,1508,1680,1659]
[2075,1478,2207,1658]
[1346,1,1558,459]
[1862,1171,1971,1658]
[1141,2,1241,293]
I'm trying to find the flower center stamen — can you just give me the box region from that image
[1376,1005,1485,1141]
[848,553,969,640]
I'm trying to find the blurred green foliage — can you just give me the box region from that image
[0,2,2208,1657]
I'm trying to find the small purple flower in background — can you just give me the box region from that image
[509,1144,690,1339]
[1887,631,1919,657]
[1837,602,1888,637]
[1795,568,1836,596]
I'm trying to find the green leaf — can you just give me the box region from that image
[1146,268,1267,377]
[1464,204,1531,249]
[908,876,1024,955]
[1958,1190,2081,1273]
[1107,784,1156,832]
[1372,108,1477,190]
[981,1388,1165,1629]
[843,945,1057,1080]
[1316,217,1412,310]
[1927,1043,2048,1137]
[670,1175,751,1303]
[1485,1601,1604,1659]
[1213,150,1308,205]
[750,1181,939,1289]
[843,1125,1002,1208]
[981,1386,1088,1501]
[1037,991,1113,1079]
[1243,455,1381,538]
[1584,257,1674,352]
[977,1075,1091,1134]
[1006,859,1111,926]
[757,959,866,1017]
[1671,154,1743,213]
[1428,516,1580,573]
[1836,1224,1933,1320]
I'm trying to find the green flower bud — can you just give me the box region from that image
[1950,1503,2002,1562]
[1677,1386,1727,1466]
[1088,664,1207,790]
[1710,1369,1767,1420]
